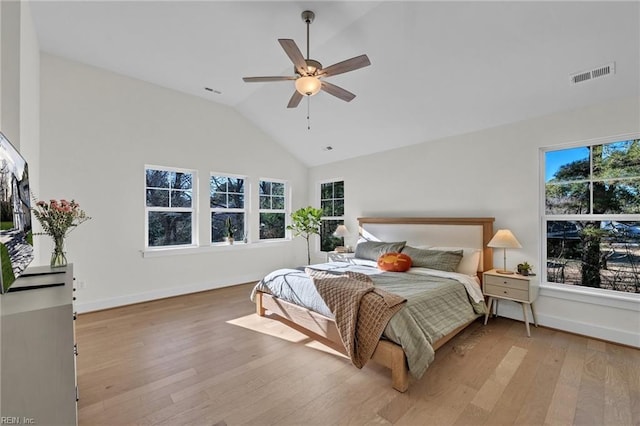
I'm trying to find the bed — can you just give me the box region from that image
[252,217,495,392]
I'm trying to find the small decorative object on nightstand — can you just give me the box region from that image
[483,268,538,337]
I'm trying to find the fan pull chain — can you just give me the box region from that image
[307,97,311,130]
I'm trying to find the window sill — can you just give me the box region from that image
[142,239,291,258]
[539,281,640,311]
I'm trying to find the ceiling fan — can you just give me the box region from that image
[242,10,371,108]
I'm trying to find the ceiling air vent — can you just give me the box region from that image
[570,62,615,85]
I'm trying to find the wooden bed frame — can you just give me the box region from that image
[255,216,495,392]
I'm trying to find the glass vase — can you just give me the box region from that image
[50,235,67,268]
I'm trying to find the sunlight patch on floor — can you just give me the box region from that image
[227,314,309,343]
[227,314,348,359]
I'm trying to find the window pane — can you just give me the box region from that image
[259,181,271,195]
[146,169,170,188]
[334,181,344,198]
[321,182,333,199]
[272,196,284,210]
[211,212,245,243]
[321,200,333,216]
[271,182,284,196]
[260,213,285,239]
[228,193,244,209]
[210,193,227,208]
[321,220,343,252]
[146,189,169,207]
[546,220,640,292]
[259,196,270,209]
[171,190,192,208]
[210,176,228,193]
[172,172,192,189]
[593,140,640,179]
[148,211,192,247]
[334,200,344,216]
[592,179,640,214]
[545,182,589,214]
[545,147,590,182]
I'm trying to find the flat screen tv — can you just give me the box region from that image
[0,132,34,293]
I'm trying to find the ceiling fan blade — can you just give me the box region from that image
[319,54,371,77]
[279,39,308,76]
[321,81,356,102]
[287,91,303,108]
[243,76,296,82]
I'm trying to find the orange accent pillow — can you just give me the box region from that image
[377,252,412,272]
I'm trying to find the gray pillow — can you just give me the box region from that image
[401,246,463,272]
[355,241,406,261]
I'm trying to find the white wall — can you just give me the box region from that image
[40,54,309,313]
[309,96,640,347]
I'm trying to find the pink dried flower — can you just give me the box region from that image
[32,196,91,239]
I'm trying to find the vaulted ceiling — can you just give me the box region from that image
[29,1,640,166]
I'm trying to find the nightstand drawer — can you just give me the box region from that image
[484,274,529,290]
[484,283,529,301]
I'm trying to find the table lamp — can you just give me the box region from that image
[487,229,522,274]
[333,224,350,252]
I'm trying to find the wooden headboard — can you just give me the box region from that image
[357,217,495,276]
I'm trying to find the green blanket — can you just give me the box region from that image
[371,272,485,378]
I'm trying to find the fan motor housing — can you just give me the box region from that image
[296,59,322,76]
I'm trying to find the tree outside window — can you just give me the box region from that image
[320,180,344,252]
[145,167,195,247]
[259,180,287,240]
[211,175,245,243]
[544,139,640,293]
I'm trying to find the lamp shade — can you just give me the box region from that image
[487,229,522,249]
[295,76,321,96]
[333,224,349,237]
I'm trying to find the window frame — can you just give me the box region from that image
[210,173,248,245]
[319,178,345,253]
[540,133,640,295]
[144,165,198,249]
[258,178,290,241]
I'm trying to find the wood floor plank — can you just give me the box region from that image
[75,283,640,426]
[470,346,527,412]
[543,343,585,425]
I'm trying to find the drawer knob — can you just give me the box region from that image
[503,290,508,294]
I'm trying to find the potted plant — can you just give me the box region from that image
[517,261,532,276]
[225,217,236,245]
[287,206,323,265]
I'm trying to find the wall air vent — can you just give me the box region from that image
[570,62,615,85]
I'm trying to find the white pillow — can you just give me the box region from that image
[430,246,481,276]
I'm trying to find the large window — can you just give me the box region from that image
[259,179,287,240]
[210,175,246,243]
[320,180,344,252]
[543,138,640,293]
[145,166,196,248]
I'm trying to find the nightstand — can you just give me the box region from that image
[327,251,356,262]
[483,269,538,337]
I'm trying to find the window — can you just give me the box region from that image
[543,138,640,293]
[259,179,287,240]
[145,166,196,248]
[210,175,246,243]
[320,180,345,252]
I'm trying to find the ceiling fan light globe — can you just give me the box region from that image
[295,76,321,96]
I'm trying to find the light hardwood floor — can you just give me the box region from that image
[76,283,640,426]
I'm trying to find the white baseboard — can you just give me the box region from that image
[75,273,261,313]
[494,303,640,348]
